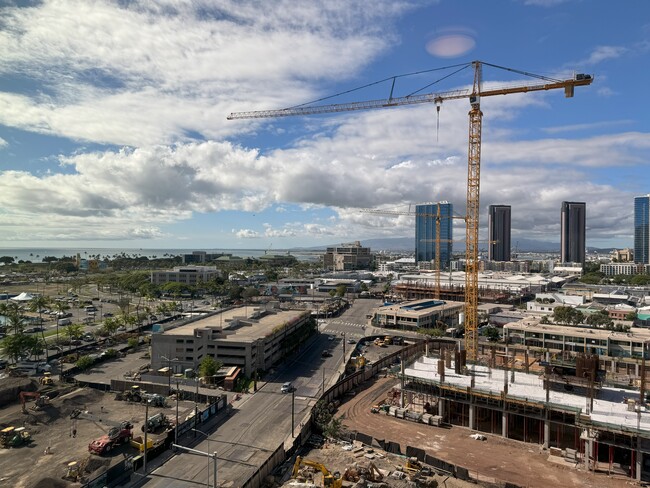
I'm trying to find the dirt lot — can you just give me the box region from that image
[0,381,195,488]
[331,376,639,488]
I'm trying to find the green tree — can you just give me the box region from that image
[335,284,347,297]
[76,355,95,371]
[0,301,26,335]
[484,326,500,342]
[103,317,120,337]
[0,256,15,265]
[241,286,260,301]
[62,323,84,350]
[626,311,637,321]
[198,356,223,383]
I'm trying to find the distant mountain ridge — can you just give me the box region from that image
[296,237,616,254]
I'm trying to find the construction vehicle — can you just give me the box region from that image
[115,385,143,402]
[141,392,167,407]
[88,421,133,455]
[228,61,593,362]
[130,434,156,453]
[343,462,384,483]
[292,456,343,487]
[0,426,32,448]
[19,391,49,413]
[142,412,173,433]
[62,458,89,482]
[39,372,54,385]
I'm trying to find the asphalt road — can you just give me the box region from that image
[139,330,344,487]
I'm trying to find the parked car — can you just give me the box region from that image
[321,350,332,358]
[281,382,294,394]
[347,339,356,344]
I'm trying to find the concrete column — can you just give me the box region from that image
[611,359,616,373]
[543,420,550,449]
[584,436,592,471]
[469,405,475,430]
[636,362,640,377]
[502,410,507,438]
[438,398,445,419]
[636,447,642,481]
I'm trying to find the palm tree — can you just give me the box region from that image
[63,323,84,352]
[1,301,25,335]
[29,295,50,360]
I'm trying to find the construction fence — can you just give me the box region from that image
[352,429,524,488]
[81,394,227,488]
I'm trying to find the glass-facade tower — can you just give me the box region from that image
[488,205,511,262]
[635,195,650,264]
[560,201,586,265]
[415,202,453,267]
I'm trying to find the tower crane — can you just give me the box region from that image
[228,61,593,361]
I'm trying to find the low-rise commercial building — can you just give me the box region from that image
[150,306,313,377]
[504,321,650,362]
[371,298,464,331]
[151,266,221,286]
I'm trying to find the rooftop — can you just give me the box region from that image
[165,307,307,341]
[504,321,650,341]
[376,298,464,317]
[405,356,650,434]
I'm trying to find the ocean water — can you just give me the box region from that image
[0,247,320,263]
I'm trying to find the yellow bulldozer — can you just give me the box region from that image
[292,456,342,488]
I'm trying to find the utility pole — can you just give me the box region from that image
[143,400,150,472]
[291,390,295,437]
[175,379,180,445]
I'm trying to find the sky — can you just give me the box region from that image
[0,0,648,251]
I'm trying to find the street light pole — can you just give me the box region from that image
[175,379,180,445]
[172,444,217,488]
[291,390,295,437]
[143,399,151,472]
[192,429,212,488]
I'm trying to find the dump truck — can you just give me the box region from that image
[130,435,163,453]
[88,421,134,455]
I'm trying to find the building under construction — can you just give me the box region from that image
[399,341,650,482]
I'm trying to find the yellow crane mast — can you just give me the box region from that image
[228,61,593,361]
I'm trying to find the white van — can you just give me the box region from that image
[57,318,72,326]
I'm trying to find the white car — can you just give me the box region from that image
[281,382,294,394]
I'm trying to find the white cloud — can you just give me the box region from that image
[0,0,409,146]
[233,229,260,239]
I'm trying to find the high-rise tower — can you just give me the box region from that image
[415,202,453,267]
[635,195,650,264]
[488,205,511,262]
[560,201,586,265]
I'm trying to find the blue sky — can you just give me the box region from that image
[0,0,648,250]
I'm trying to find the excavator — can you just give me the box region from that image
[19,391,49,413]
[292,456,342,488]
